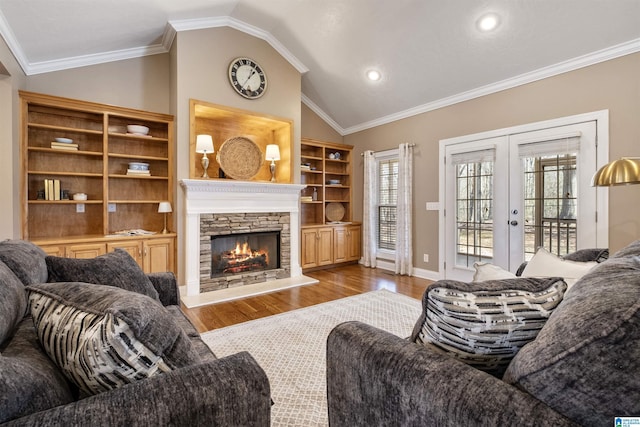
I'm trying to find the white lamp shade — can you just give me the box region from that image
[265,144,281,161]
[195,134,214,153]
[158,201,172,213]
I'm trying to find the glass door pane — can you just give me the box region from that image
[455,160,494,266]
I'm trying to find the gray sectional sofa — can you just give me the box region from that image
[327,240,640,426]
[0,240,271,426]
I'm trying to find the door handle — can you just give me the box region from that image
[510,220,518,226]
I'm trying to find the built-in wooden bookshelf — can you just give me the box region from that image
[20,91,176,273]
[300,138,361,270]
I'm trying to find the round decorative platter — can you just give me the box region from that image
[326,202,345,222]
[217,136,263,180]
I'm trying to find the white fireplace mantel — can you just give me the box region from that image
[180,179,306,297]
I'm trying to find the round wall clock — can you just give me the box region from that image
[228,57,268,99]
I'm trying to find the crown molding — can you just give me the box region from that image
[0,9,29,75]
[341,38,640,135]
[301,94,346,136]
[168,16,308,74]
[26,44,168,76]
[0,12,308,76]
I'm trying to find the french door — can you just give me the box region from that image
[441,114,607,282]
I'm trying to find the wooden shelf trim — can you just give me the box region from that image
[28,122,103,135]
[108,174,169,180]
[108,153,169,161]
[28,170,103,178]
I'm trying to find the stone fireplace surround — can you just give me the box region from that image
[180,179,316,307]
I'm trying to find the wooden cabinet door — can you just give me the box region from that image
[333,227,348,263]
[347,225,361,261]
[317,228,334,266]
[107,240,143,268]
[67,243,106,259]
[301,228,320,269]
[39,244,66,257]
[143,237,175,273]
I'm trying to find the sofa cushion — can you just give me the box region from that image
[0,318,75,423]
[472,262,516,282]
[503,248,640,425]
[0,261,28,344]
[46,249,159,301]
[411,277,567,377]
[521,246,597,288]
[0,240,48,286]
[26,282,202,396]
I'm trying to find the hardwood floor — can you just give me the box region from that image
[181,263,433,333]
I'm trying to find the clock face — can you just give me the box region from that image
[228,57,267,99]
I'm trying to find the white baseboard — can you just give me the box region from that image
[365,259,440,281]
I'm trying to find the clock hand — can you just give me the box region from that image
[241,67,258,90]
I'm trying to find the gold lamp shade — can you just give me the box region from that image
[591,157,640,187]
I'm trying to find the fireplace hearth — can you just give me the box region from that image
[211,231,280,277]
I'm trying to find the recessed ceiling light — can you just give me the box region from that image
[366,70,381,81]
[477,13,500,32]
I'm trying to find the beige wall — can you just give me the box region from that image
[301,103,343,143]
[345,52,640,272]
[0,36,26,239]
[172,26,302,280]
[26,55,171,114]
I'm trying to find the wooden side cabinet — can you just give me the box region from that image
[107,236,175,273]
[37,234,176,274]
[143,237,175,273]
[301,227,334,269]
[334,224,361,263]
[301,224,360,271]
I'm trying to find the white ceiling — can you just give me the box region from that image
[1,0,639,135]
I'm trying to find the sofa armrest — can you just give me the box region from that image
[5,352,270,427]
[147,271,179,306]
[327,321,577,427]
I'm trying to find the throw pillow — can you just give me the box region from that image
[26,282,202,396]
[411,277,567,377]
[0,239,49,285]
[472,262,516,282]
[46,249,159,301]
[521,247,597,288]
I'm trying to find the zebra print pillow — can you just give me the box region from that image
[412,277,567,377]
[26,282,201,395]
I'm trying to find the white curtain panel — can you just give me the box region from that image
[362,150,377,267]
[395,143,413,275]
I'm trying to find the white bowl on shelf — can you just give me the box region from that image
[128,162,150,171]
[72,193,87,201]
[55,137,73,143]
[126,125,150,135]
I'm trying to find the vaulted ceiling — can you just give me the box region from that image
[1,0,639,134]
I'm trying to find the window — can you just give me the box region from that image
[376,151,399,254]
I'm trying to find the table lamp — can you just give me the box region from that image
[196,134,214,178]
[158,201,172,234]
[265,144,280,182]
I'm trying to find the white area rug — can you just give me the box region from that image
[200,289,422,426]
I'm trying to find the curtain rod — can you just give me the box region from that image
[360,143,415,156]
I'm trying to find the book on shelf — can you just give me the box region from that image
[301,196,313,202]
[43,179,62,200]
[126,169,151,176]
[51,142,79,150]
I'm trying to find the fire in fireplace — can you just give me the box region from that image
[210,231,280,277]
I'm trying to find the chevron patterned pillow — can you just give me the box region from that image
[27,282,201,395]
[412,277,567,377]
